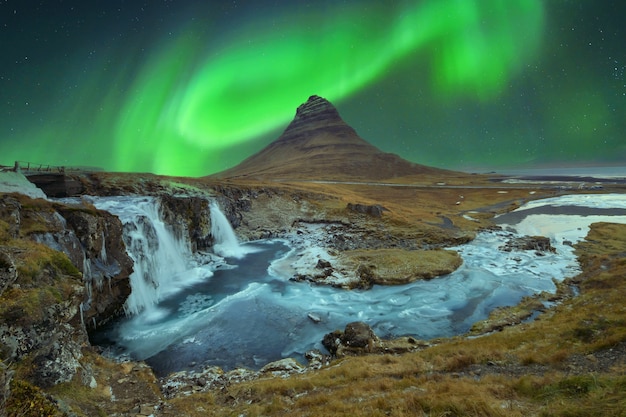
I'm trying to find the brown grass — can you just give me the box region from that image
[4,176,626,416]
[158,221,626,417]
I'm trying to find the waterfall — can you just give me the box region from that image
[92,197,194,315]
[91,196,253,317]
[210,201,248,258]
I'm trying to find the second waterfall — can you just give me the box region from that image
[92,196,242,315]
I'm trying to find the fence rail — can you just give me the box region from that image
[15,161,65,173]
[2,161,101,174]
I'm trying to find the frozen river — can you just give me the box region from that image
[90,193,626,376]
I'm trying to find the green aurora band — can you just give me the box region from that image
[10,0,546,176]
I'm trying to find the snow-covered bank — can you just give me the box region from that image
[496,193,626,267]
[0,171,47,199]
[510,193,626,211]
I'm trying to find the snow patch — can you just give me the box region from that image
[0,171,47,199]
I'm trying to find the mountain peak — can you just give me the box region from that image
[277,95,357,144]
[294,95,340,123]
[212,95,454,181]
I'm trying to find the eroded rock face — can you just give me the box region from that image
[1,195,133,330]
[0,196,21,239]
[0,246,86,388]
[1,314,86,388]
[0,194,131,389]
[159,195,213,251]
[29,323,84,387]
[0,360,13,414]
[56,207,133,329]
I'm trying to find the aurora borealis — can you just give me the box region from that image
[1,1,625,176]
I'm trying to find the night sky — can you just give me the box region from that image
[1,1,625,176]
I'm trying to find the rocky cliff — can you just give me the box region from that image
[0,193,137,385]
[4,196,135,330]
[0,195,90,388]
[0,187,231,412]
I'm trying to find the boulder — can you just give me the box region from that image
[307,313,322,323]
[305,349,329,370]
[347,203,387,218]
[322,322,381,356]
[316,258,332,269]
[260,358,305,375]
[322,330,343,356]
[343,321,380,348]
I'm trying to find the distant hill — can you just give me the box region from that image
[212,95,456,181]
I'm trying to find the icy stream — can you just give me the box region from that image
[90,194,626,376]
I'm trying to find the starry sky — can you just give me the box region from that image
[1,0,625,177]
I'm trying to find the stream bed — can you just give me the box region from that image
[90,194,626,376]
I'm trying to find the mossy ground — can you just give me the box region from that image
[337,247,462,285]
[0,241,82,329]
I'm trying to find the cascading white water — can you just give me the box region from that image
[87,192,626,375]
[210,201,249,258]
[92,197,194,315]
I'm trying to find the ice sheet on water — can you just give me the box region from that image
[515,213,626,245]
[97,193,626,373]
[388,294,411,306]
[518,193,626,210]
[178,293,214,315]
[117,282,269,360]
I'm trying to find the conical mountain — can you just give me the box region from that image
[212,95,454,181]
